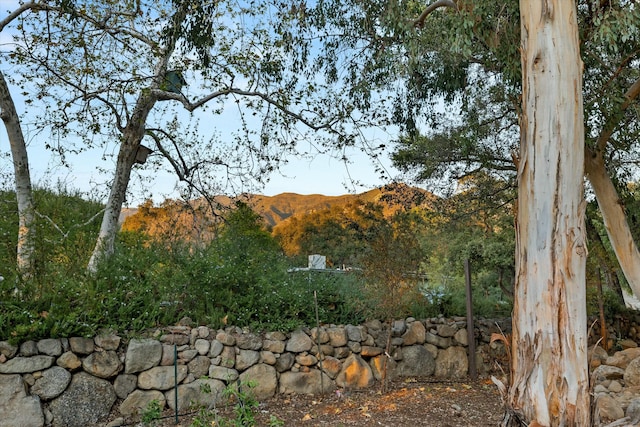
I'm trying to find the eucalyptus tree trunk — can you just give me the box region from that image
[506,1,589,426]
[0,70,36,280]
[586,131,640,303]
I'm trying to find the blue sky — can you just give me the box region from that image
[0,0,402,205]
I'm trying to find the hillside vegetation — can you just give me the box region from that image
[0,180,626,343]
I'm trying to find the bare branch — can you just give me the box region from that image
[596,77,640,153]
[414,0,458,28]
[34,208,105,241]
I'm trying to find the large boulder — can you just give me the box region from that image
[49,372,116,427]
[239,363,278,400]
[435,347,468,378]
[165,378,225,412]
[336,354,374,389]
[286,330,313,353]
[119,389,165,416]
[396,345,435,377]
[0,374,44,427]
[279,370,335,395]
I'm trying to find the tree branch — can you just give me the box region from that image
[414,0,458,28]
[596,77,640,153]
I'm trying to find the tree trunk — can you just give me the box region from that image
[506,1,589,426]
[585,150,640,301]
[86,94,156,273]
[0,70,36,280]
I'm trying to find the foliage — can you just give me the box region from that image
[141,399,163,426]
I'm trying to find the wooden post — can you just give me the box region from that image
[464,259,477,380]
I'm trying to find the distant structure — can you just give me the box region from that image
[308,254,326,270]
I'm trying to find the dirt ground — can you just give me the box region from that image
[148,376,505,427]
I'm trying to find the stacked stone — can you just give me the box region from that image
[590,341,640,425]
[0,317,497,427]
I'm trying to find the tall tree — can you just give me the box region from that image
[6,0,361,272]
[506,1,589,425]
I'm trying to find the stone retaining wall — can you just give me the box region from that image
[0,317,509,427]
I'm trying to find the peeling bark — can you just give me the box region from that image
[0,70,36,280]
[506,1,589,426]
[585,150,640,301]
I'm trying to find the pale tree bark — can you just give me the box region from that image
[86,91,159,273]
[585,78,640,302]
[0,70,36,280]
[506,1,589,426]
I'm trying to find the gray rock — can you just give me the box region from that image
[606,348,640,370]
[397,345,435,377]
[160,333,190,346]
[260,351,276,365]
[595,394,624,423]
[236,349,260,371]
[165,378,225,411]
[119,389,165,416]
[426,332,452,348]
[426,332,451,348]
[239,363,278,400]
[286,330,313,353]
[336,354,374,389]
[625,356,640,387]
[20,341,38,356]
[236,333,262,350]
[311,327,330,344]
[0,355,54,374]
[138,365,188,390]
[49,372,116,427]
[188,355,211,378]
[0,341,18,358]
[114,374,138,399]
[209,366,239,382]
[0,374,44,427]
[30,366,71,400]
[95,333,121,351]
[320,356,343,379]
[360,346,383,357]
[56,351,81,370]
[36,339,62,357]
[370,355,397,381]
[161,344,176,366]
[82,350,122,378]
[626,397,640,424]
[392,320,407,336]
[265,331,287,341]
[279,370,335,395]
[262,339,286,353]
[275,353,295,373]
[68,337,94,355]
[216,331,236,346]
[402,321,426,345]
[327,327,348,347]
[194,339,210,355]
[220,346,236,368]
[179,349,198,362]
[124,338,162,374]
[437,324,457,338]
[209,340,224,357]
[345,325,363,342]
[435,346,468,378]
[454,328,469,346]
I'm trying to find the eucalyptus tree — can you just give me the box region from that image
[293,0,634,425]
[5,0,365,273]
